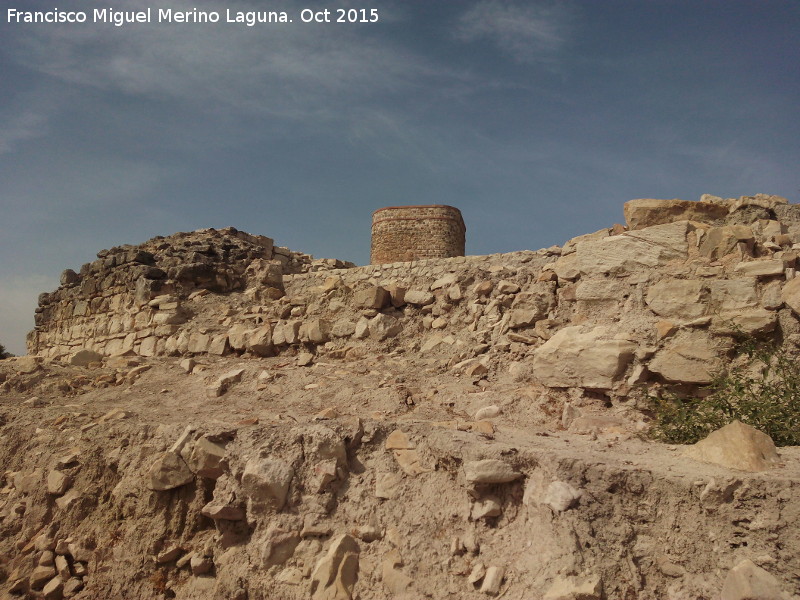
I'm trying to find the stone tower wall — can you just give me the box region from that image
[370,205,465,264]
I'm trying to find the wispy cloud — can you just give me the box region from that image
[0,102,50,154]
[7,0,447,122]
[455,1,572,63]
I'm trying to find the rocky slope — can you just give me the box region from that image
[2,193,800,600]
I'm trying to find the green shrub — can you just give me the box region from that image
[648,336,800,446]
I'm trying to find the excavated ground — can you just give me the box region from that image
[1,354,799,600]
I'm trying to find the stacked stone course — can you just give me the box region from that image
[370,205,465,264]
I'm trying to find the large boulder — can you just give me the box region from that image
[532,326,636,389]
[683,421,780,472]
[624,198,728,230]
[576,221,690,276]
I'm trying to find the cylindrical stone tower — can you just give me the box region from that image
[370,205,466,264]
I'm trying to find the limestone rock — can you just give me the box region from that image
[46,470,72,496]
[480,566,505,596]
[201,500,246,521]
[69,349,103,366]
[647,332,722,384]
[472,496,502,519]
[302,319,331,344]
[542,481,582,512]
[310,534,360,600]
[699,225,754,260]
[683,421,780,472]
[63,578,84,597]
[431,273,458,290]
[576,221,689,276]
[507,309,540,329]
[331,320,356,338]
[624,198,727,230]
[780,276,800,315]
[187,437,226,479]
[553,253,580,281]
[42,577,64,600]
[734,259,785,277]
[464,459,521,484]
[709,279,758,312]
[241,457,294,510]
[29,565,56,590]
[190,555,213,576]
[354,286,389,310]
[532,326,636,389]
[720,559,784,600]
[404,290,434,306]
[382,551,414,595]
[369,313,402,341]
[246,325,273,356]
[645,279,706,319]
[713,309,777,335]
[543,574,603,600]
[262,526,301,567]
[147,452,194,491]
[206,368,245,397]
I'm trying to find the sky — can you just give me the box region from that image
[1,0,798,355]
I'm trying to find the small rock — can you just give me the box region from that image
[147,452,194,491]
[157,546,185,563]
[468,562,486,585]
[42,577,64,600]
[206,368,246,397]
[63,578,84,597]
[480,566,505,596]
[190,555,213,576]
[68,349,103,367]
[310,534,360,600]
[542,480,582,512]
[296,352,314,367]
[464,459,521,484]
[471,496,502,520]
[474,405,501,420]
[187,437,226,479]
[543,574,603,600]
[404,290,435,306]
[29,565,56,590]
[54,554,70,579]
[201,500,246,521]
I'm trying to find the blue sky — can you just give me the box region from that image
[1,0,798,354]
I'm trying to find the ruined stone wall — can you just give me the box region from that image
[370,205,465,264]
[28,193,800,402]
[26,227,350,360]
